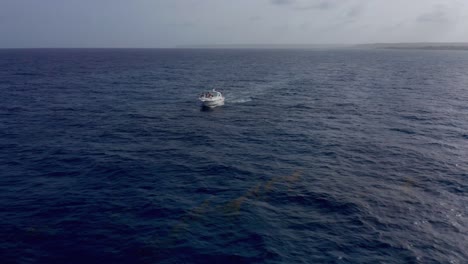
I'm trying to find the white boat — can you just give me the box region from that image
[199,89,225,108]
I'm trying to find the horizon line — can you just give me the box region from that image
[1,42,468,50]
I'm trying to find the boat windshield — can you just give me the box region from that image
[200,90,222,98]
[200,92,218,98]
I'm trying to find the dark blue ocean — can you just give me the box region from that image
[1,48,467,264]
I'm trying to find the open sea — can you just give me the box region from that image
[0,48,467,264]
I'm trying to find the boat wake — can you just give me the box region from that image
[228,97,252,104]
[222,77,292,105]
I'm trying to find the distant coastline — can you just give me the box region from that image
[179,42,468,51]
[356,42,468,51]
[1,43,468,50]
[176,44,349,49]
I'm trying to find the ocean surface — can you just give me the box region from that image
[1,48,467,264]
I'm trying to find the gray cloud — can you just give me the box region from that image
[309,1,340,10]
[417,6,451,23]
[346,4,363,19]
[249,15,262,22]
[270,0,348,11]
[1,0,468,48]
[166,22,195,28]
[270,0,294,5]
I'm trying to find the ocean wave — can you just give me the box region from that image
[1,48,467,263]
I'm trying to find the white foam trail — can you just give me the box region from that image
[222,78,292,104]
[228,98,252,104]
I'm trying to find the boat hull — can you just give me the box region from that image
[199,89,225,108]
[200,98,225,108]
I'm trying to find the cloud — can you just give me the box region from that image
[166,22,195,28]
[270,0,341,9]
[249,15,262,22]
[270,0,356,12]
[309,0,340,10]
[346,4,363,19]
[3,0,468,47]
[270,0,294,5]
[417,6,451,23]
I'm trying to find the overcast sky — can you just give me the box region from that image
[1,0,467,48]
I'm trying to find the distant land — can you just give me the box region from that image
[356,42,468,50]
[177,44,349,49]
[179,43,468,51]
